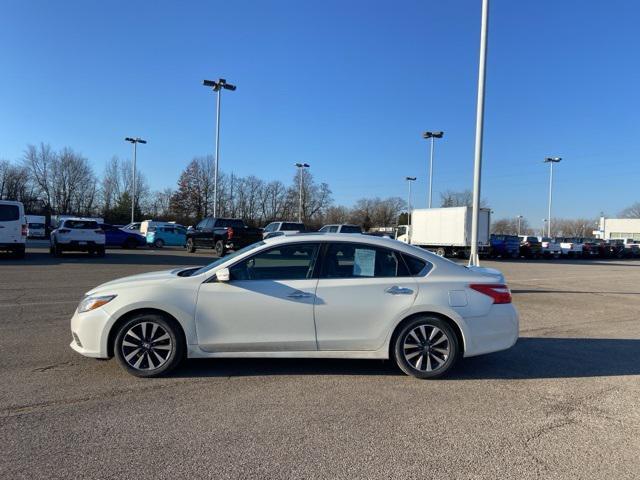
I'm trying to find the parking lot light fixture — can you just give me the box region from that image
[124,137,147,224]
[295,163,310,223]
[203,78,237,217]
[469,0,490,267]
[544,157,562,237]
[405,176,417,243]
[422,131,444,208]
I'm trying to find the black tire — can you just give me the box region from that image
[214,240,225,257]
[96,246,106,257]
[186,238,196,253]
[114,313,185,378]
[54,242,63,257]
[154,239,164,248]
[435,247,446,257]
[125,238,138,249]
[13,245,25,259]
[394,316,459,379]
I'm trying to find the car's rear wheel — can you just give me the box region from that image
[186,239,196,253]
[394,316,459,379]
[214,240,225,257]
[114,313,184,378]
[96,246,105,257]
[53,242,63,257]
[125,238,138,249]
[154,239,164,248]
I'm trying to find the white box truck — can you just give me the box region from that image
[396,206,491,258]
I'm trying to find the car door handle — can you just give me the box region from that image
[287,291,313,299]
[385,286,414,295]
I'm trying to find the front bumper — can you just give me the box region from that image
[69,306,112,358]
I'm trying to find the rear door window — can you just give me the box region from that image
[340,225,362,233]
[0,205,20,221]
[320,243,411,278]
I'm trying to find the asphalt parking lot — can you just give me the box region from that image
[1,245,639,479]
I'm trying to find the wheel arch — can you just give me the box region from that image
[107,307,186,358]
[388,311,466,359]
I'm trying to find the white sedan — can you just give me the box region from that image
[70,234,519,379]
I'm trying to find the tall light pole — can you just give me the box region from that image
[544,157,562,237]
[203,78,236,217]
[422,131,444,208]
[405,176,417,243]
[469,0,490,267]
[295,163,310,222]
[516,215,523,235]
[124,137,147,223]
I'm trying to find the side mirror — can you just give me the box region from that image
[216,267,230,282]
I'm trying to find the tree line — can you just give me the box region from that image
[3,143,638,230]
[0,144,406,229]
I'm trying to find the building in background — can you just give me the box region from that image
[595,216,640,241]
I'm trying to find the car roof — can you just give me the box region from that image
[263,232,439,258]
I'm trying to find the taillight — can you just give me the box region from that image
[58,229,71,234]
[95,229,104,235]
[21,224,27,236]
[227,227,234,239]
[470,284,512,304]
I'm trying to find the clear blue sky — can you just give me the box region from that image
[1,0,639,227]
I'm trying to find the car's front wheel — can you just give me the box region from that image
[114,313,184,378]
[186,239,196,253]
[394,316,459,379]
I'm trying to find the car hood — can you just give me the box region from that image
[86,269,178,295]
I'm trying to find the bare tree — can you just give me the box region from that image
[620,202,640,218]
[440,189,488,208]
[491,217,532,235]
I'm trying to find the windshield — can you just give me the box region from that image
[190,241,266,276]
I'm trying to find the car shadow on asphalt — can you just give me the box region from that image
[451,337,640,380]
[173,337,640,380]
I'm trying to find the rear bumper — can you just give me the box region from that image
[462,304,519,358]
[57,241,104,251]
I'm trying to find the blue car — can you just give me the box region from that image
[100,224,147,249]
[146,224,187,248]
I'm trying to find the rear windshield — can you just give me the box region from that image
[340,225,362,233]
[63,220,99,229]
[215,219,245,229]
[0,205,20,221]
[527,236,539,243]
[29,223,45,228]
[282,222,305,231]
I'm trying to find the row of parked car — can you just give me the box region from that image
[490,234,640,259]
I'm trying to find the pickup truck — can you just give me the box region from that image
[186,217,263,256]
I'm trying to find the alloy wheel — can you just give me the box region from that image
[121,321,173,371]
[402,324,451,373]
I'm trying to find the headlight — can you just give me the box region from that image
[78,294,117,313]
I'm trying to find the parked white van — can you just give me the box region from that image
[0,200,27,258]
